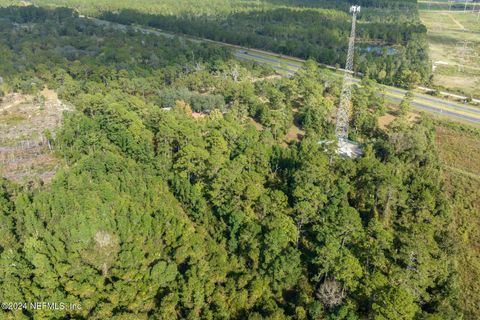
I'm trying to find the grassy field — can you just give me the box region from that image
[420,10,480,98]
[436,125,480,174]
[435,122,480,319]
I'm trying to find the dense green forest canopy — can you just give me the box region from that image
[0,0,431,88]
[0,6,462,319]
[0,0,420,15]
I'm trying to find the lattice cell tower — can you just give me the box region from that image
[335,5,363,158]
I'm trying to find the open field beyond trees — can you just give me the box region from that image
[420,9,480,98]
[435,122,480,320]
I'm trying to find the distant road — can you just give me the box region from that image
[86,16,480,125]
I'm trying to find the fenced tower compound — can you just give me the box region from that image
[334,5,363,158]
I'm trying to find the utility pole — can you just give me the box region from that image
[456,21,472,71]
[334,5,363,158]
[459,40,473,61]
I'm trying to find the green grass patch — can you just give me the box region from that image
[0,113,26,124]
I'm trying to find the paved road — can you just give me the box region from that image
[234,52,302,70]
[235,50,480,124]
[385,87,480,115]
[388,95,480,123]
[87,17,480,125]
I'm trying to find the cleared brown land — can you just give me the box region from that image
[0,88,71,183]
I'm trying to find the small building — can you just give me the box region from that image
[191,112,206,119]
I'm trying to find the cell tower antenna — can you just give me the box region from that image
[334,5,363,158]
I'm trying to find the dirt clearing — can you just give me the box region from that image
[0,88,72,183]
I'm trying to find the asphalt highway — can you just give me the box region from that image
[88,17,480,125]
[234,52,480,124]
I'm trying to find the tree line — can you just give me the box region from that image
[99,4,430,87]
[0,0,432,87]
